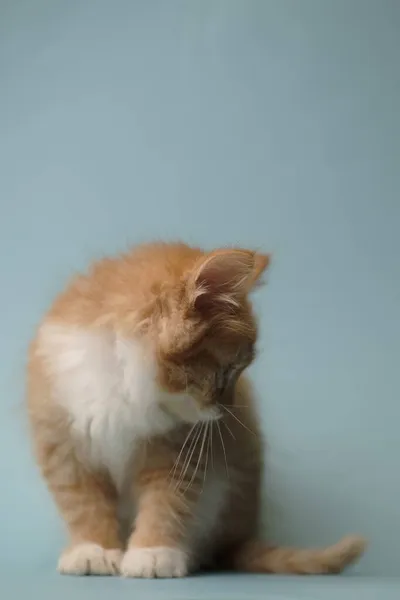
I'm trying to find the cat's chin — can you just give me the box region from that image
[160,398,221,426]
[159,403,201,426]
[159,392,204,424]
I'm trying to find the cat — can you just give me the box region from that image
[27,242,366,577]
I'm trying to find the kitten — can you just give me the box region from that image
[27,242,366,577]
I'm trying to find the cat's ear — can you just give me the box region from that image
[248,252,271,289]
[187,249,270,310]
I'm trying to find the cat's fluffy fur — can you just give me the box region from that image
[27,242,366,577]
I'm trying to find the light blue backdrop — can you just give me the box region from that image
[1,0,399,577]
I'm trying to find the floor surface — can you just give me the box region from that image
[5,572,400,600]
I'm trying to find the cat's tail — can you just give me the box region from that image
[231,535,367,574]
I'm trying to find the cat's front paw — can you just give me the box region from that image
[58,543,122,575]
[121,546,188,578]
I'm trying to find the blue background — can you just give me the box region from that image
[1,0,399,578]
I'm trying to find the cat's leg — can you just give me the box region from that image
[121,440,203,580]
[121,477,196,578]
[28,338,123,575]
[36,433,122,575]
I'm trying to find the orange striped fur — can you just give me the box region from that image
[27,242,366,577]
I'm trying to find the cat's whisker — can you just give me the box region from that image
[222,405,255,436]
[172,428,198,491]
[169,422,198,484]
[175,422,203,492]
[221,419,236,440]
[184,422,207,494]
[177,422,203,490]
[202,421,210,492]
[217,420,229,479]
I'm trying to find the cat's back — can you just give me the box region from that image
[44,242,203,328]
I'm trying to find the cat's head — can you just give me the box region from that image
[148,247,270,424]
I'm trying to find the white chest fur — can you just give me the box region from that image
[37,322,230,557]
[38,323,173,489]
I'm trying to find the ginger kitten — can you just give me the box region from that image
[27,242,366,577]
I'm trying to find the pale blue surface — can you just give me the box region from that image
[1,0,400,588]
[4,573,400,600]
